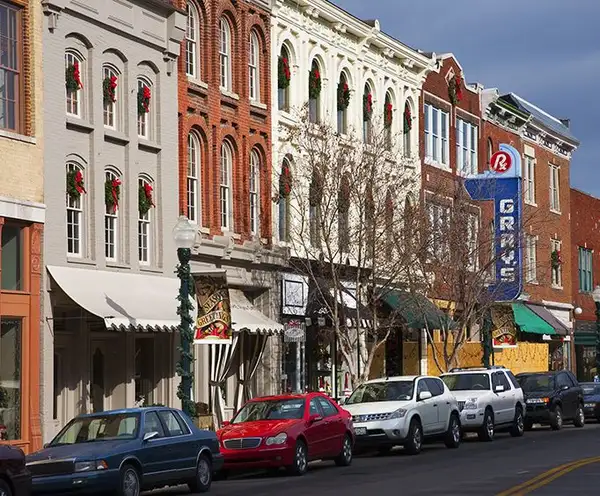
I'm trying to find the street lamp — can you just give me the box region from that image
[593,287,600,382]
[173,216,196,417]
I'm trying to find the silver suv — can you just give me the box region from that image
[440,366,525,441]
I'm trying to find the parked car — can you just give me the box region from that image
[0,445,31,496]
[217,393,354,477]
[26,407,222,495]
[516,370,585,430]
[342,375,461,455]
[440,366,525,441]
[581,382,600,421]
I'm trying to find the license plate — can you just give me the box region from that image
[585,403,595,408]
[354,427,367,436]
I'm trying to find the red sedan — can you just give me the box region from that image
[217,393,354,476]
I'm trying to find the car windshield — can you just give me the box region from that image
[232,399,305,423]
[51,413,140,446]
[346,381,414,404]
[581,383,600,396]
[518,374,556,393]
[442,373,490,391]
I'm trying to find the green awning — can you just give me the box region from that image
[382,290,456,330]
[512,303,556,335]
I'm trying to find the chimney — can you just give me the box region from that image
[559,118,570,129]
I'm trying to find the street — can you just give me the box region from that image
[145,423,600,496]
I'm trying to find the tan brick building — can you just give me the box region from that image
[0,0,45,453]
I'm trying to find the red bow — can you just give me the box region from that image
[75,170,86,194]
[111,179,121,213]
[144,183,155,206]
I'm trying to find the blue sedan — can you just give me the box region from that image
[26,407,223,495]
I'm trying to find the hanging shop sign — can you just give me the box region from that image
[284,319,306,343]
[465,144,523,301]
[491,306,517,348]
[193,273,232,344]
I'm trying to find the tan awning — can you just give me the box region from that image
[229,289,284,335]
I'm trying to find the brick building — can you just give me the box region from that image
[0,0,45,453]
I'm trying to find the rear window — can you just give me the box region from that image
[442,373,490,391]
[582,384,600,396]
[517,374,555,393]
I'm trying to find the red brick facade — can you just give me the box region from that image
[175,0,272,242]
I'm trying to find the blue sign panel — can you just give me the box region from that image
[464,144,523,301]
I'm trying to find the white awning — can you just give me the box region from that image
[48,265,181,332]
[229,289,284,335]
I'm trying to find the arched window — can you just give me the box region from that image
[403,100,413,158]
[384,91,393,150]
[278,156,292,242]
[249,31,260,101]
[138,175,154,264]
[338,174,350,252]
[278,45,291,111]
[337,72,350,134]
[220,141,233,230]
[65,50,84,117]
[219,18,232,91]
[137,77,152,139]
[66,162,85,257]
[187,132,201,224]
[186,2,199,78]
[102,64,119,129]
[104,168,121,261]
[249,149,260,234]
[487,138,494,165]
[308,59,321,124]
[363,83,373,143]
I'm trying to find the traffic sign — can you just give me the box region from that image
[489,151,512,174]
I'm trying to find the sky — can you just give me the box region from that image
[335,0,600,197]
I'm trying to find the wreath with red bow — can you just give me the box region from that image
[384,102,393,128]
[139,183,155,216]
[337,81,350,111]
[363,92,373,121]
[137,85,151,116]
[66,170,86,201]
[278,56,291,89]
[105,178,122,213]
[309,66,321,100]
[103,75,118,106]
[65,61,83,93]
[448,74,464,105]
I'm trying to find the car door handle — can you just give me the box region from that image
[446,401,450,405]
[433,404,438,407]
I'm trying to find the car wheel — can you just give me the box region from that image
[444,413,461,449]
[188,453,212,493]
[118,464,140,496]
[404,418,423,455]
[334,434,353,467]
[0,479,12,496]
[477,409,495,442]
[574,404,585,428]
[510,406,525,437]
[524,418,534,431]
[550,405,563,431]
[287,440,308,476]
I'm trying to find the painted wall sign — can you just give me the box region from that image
[193,273,232,344]
[491,306,517,349]
[465,144,523,302]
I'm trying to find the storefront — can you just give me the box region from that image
[574,320,597,381]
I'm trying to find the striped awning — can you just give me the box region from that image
[229,289,284,335]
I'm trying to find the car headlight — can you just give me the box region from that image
[526,397,549,405]
[464,398,479,410]
[265,433,287,446]
[388,408,407,419]
[74,460,108,472]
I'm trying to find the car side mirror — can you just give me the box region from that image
[418,391,432,401]
[143,431,159,442]
[561,385,570,391]
[43,443,49,449]
[494,385,505,393]
[338,397,346,406]
[308,414,323,424]
[221,420,230,427]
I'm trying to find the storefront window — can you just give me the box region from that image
[576,345,596,382]
[0,318,22,440]
[135,338,154,406]
[1,225,23,291]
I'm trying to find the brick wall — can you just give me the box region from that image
[176,0,272,242]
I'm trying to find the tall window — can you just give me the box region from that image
[219,18,232,91]
[137,78,151,139]
[187,132,201,224]
[338,174,350,252]
[185,2,199,78]
[337,73,349,134]
[384,92,393,150]
[103,65,118,129]
[308,60,320,124]
[424,104,450,166]
[65,51,83,117]
[1,224,23,290]
[456,119,478,175]
[279,157,292,242]
[249,150,260,234]
[309,171,322,247]
[550,164,560,212]
[0,318,22,440]
[278,45,291,111]
[525,235,537,283]
[0,2,21,132]
[249,31,260,101]
[220,142,233,230]
[104,169,120,261]
[403,101,412,157]
[66,163,84,257]
[524,155,536,204]
[579,247,593,292]
[363,84,373,143]
[427,202,450,260]
[138,177,152,264]
[551,239,562,287]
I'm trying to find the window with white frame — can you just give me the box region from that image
[403,101,412,158]
[466,213,479,271]
[137,78,151,139]
[279,157,292,242]
[524,155,536,204]
[104,169,120,261]
[427,202,450,259]
[578,247,593,292]
[456,118,478,175]
[550,164,560,211]
[220,142,233,230]
[551,239,562,287]
[219,18,231,91]
[103,65,118,129]
[525,234,537,283]
[424,104,449,166]
[65,50,83,117]
[185,1,199,79]
[187,132,201,224]
[249,149,260,234]
[249,31,259,101]
[66,163,84,257]
[138,177,153,265]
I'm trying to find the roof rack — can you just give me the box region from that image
[448,365,506,372]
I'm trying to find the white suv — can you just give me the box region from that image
[440,366,525,441]
[342,375,462,455]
